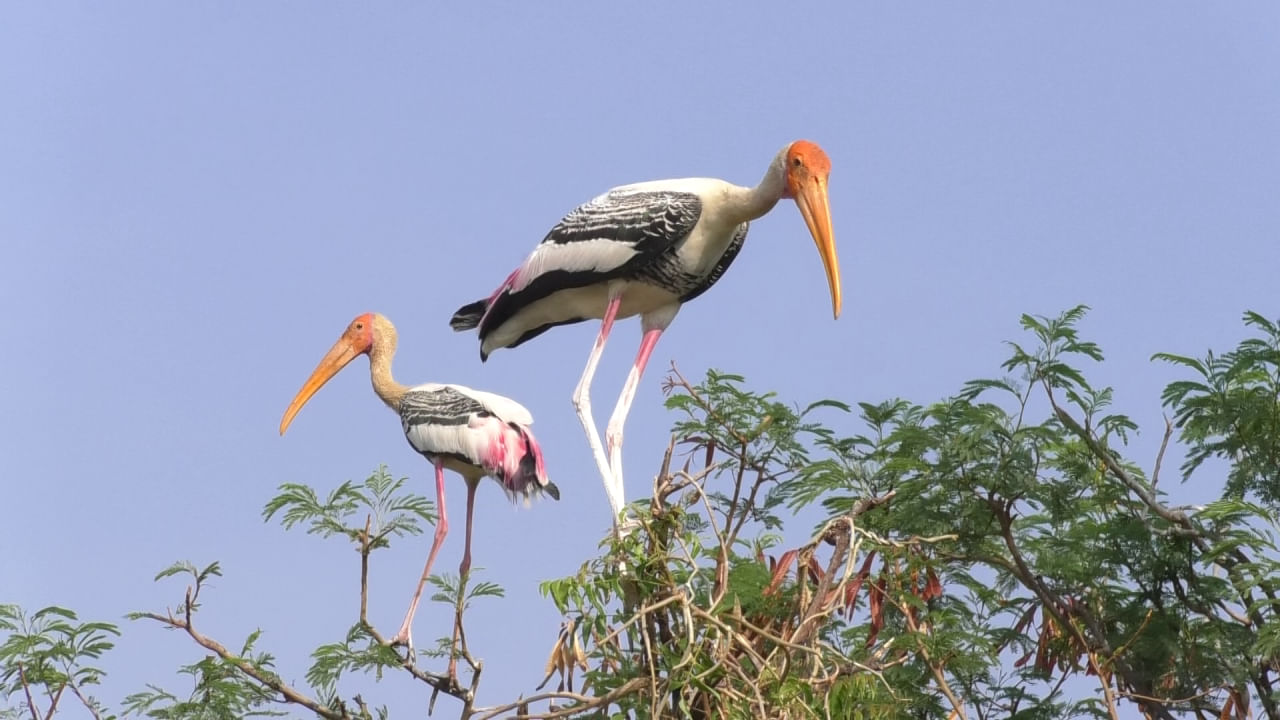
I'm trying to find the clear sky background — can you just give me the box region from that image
[3,3,1278,717]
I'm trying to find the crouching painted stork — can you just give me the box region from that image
[279,312,558,667]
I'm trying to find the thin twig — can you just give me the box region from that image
[352,521,472,700]
[637,599,660,720]
[138,590,346,720]
[677,464,731,604]
[1105,609,1154,669]
[728,469,769,548]
[359,514,372,623]
[40,685,64,720]
[724,436,749,539]
[17,663,39,720]
[1048,386,1199,539]
[360,620,471,696]
[469,678,646,720]
[667,364,751,447]
[65,674,105,720]
[1152,415,1173,489]
[899,591,967,720]
[1084,651,1122,720]
[1116,684,1227,706]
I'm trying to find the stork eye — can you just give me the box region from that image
[792,157,804,168]
[355,322,364,330]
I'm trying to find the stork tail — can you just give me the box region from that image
[503,424,557,503]
[450,300,487,331]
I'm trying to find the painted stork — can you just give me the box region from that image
[450,140,840,531]
[278,312,558,662]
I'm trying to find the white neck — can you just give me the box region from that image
[722,146,789,224]
[368,315,408,411]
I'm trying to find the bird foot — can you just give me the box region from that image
[609,510,641,542]
[388,626,416,665]
[615,513,642,540]
[604,514,643,583]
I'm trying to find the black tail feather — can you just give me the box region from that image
[450,299,486,331]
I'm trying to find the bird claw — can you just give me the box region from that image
[603,514,644,584]
[614,513,642,540]
[388,629,416,665]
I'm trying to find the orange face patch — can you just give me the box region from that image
[346,312,377,352]
[787,140,832,176]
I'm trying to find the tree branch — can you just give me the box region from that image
[470,678,647,720]
[354,509,476,705]
[898,594,967,720]
[65,675,105,720]
[138,587,347,720]
[17,663,39,720]
[41,685,63,720]
[1152,415,1173,489]
[1049,394,1198,536]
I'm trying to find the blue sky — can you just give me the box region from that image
[3,2,1278,716]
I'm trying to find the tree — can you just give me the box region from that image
[5,307,1280,718]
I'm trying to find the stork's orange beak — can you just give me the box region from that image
[279,336,362,435]
[794,177,841,319]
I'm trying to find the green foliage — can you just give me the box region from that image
[1155,310,1280,509]
[119,467,496,720]
[262,464,436,549]
[535,306,1280,719]
[121,632,287,719]
[306,623,402,701]
[9,309,1280,719]
[0,604,120,719]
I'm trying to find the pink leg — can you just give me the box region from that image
[446,478,481,684]
[572,288,625,528]
[605,326,664,493]
[459,478,479,579]
[391,459,449,651]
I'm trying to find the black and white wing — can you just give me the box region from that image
[409,382,533,426]
[398,383,549,498]
[398,386,487,456]
[512,189,703,288]
[468,189,703,347]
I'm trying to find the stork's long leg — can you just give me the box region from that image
[604,305,679,508]
[459,477,479,579]
[605,327,665,494]
[572,287,624,528]
[446,477,481,683]
[391,458,450,653]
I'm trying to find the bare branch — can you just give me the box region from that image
[359,514,372,624]
[40,685,64,720]
[66,676,106,720]
[140,597,347,720]
[1152,415,1173,489]
[17,663,39,720]
[469,678,646,720]
[898,594,967,720]
[1084,652,1121,720]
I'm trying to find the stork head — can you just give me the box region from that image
[781,140,841,320]
[279,312,380,435]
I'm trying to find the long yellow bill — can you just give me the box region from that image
[279,337,360,435]
[795,178,841,319]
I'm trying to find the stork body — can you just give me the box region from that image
[452,141,841,531]
[280,313,557,667]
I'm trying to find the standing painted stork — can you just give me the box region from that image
[450,140,840,531]
[279,312,558,664]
